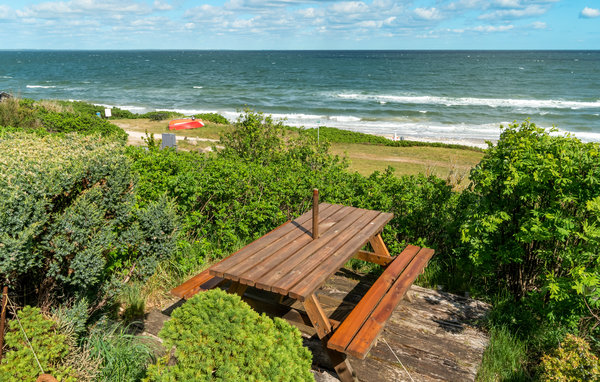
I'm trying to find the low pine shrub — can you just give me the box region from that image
[540,334,600,381]
[145,289,314,381]
[0,306,79,381]
[141,111,184,121]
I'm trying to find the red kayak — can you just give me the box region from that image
[168,118,204,130]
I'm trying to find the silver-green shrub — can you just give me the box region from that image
[0,132,177,306]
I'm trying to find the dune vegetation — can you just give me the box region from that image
[1,97,599,381]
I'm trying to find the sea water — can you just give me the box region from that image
[1,50,599,147]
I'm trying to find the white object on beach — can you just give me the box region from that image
[105,108,112,118]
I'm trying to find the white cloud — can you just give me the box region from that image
[532,21,546,29]
[473,24,514,32]
[329,2,368,15]
[479,5,547,20]
[153,1,172,11]
[414,7,442,20]
[0,5,15,19]
[580,7,600,18]
[17,0,150,19]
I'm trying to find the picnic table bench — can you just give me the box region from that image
[172,200,434,382]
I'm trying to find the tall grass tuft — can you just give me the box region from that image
[476,325,529,381]
[87,323,155,382]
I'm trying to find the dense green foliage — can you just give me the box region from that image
[145,289,314,381]
[540,334,600,381]
[127,111,454,264]
[193,112,229,125]
[0,98,127,141]
[460,121,600,332]
[0,306,79,381]
[0,132,177,307]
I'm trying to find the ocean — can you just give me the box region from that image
[1,50,599,147]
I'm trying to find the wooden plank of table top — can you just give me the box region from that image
[271,209,381,295]
[288,212,394,301]
[221,204,344,281]
[346,247,435,359]
[237,205,355,285]
[210,204,335,277]
[254,206,370,292]
[327,245,421,353]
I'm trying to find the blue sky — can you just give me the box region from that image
[0,0,598,49]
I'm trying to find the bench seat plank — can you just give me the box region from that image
[346,247,435,359]
[171,269,224,299]
[327,245,434,359]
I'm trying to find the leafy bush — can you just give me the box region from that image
[0,132,178,307]
[141,111,185,121]
[193,112,229,125]
[0,97,43,129]
[145,289,314,381]
[540,334,600,381]
[40,111,127,141]
[460,121,600,325]
[0,306,79,381]
[57,100,138,119]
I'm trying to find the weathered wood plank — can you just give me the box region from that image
[270,210,382,295]
[346,247,435,359]
[327,245,421,353]
[288,212,394,301]
[255,207,375,292]
[210,204,336,277]
[237,205,354,286]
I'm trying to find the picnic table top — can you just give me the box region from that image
[209,203,394,301]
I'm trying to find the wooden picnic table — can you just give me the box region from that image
[209,203,393,302]
[173,200,434,382]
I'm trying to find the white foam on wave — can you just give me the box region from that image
[193,86,203,89]
[336,93,600,110]
[27,85,56,89]
[1,76,12,79]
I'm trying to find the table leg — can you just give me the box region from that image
[303,293,357,382]
[227,281,248,297]
[369,233,391,258]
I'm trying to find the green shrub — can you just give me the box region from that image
[145,289,314,381]
[40,111,127,141]
[540,334,600,381]
[460,121,600,325]
[0,132,178,307]
[193,112,229,125]
[141,111,185,121]
[0,306,79,381]
[0,97,42,128]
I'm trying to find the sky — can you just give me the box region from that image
[0,0,598,50]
